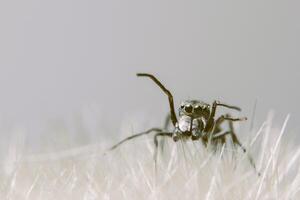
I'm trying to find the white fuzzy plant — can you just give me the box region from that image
[0,113,299,200]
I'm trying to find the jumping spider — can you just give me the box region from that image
[108,73,257,173]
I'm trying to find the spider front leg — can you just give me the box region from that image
[137,73,178,126]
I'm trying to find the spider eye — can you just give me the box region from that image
[180,105,185,109]
[184,105,193,113]
[194,105,202,113]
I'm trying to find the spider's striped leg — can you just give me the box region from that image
[106,128,163,152]
[153,132,173,172]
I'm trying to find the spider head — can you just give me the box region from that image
[179,100,210,118]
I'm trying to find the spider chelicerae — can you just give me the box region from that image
[108,73,258,173]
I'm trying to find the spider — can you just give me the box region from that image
[107,73,258,173]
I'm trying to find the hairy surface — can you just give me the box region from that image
[0,114,299,200]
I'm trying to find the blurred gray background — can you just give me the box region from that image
[0,0,299,151]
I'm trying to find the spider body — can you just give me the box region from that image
[174,100,208,141]
[108,73,257,173]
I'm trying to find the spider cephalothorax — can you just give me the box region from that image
[108,73,258,174]
[179,100,210,119]
[174,100,210,141]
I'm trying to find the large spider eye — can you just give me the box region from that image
[204,105,209,111]
[194,105,202,113]
[184,105,193,113]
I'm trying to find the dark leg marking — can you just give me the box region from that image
[137,73,178,126]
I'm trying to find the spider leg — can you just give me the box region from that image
[213,131,231,140]
[211,115,226,135]
[137,73,178,126]
[227,115,260,175]
[226,115,247,152]
[153,132,173,171]
[211,114,247,151]
[207,116,228,148]
[221,115,247,122]
[205,100,243,132]
[208,131,231,152]
[204,101,220,133]
[106,128,163,152]
[215,102,241,111]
